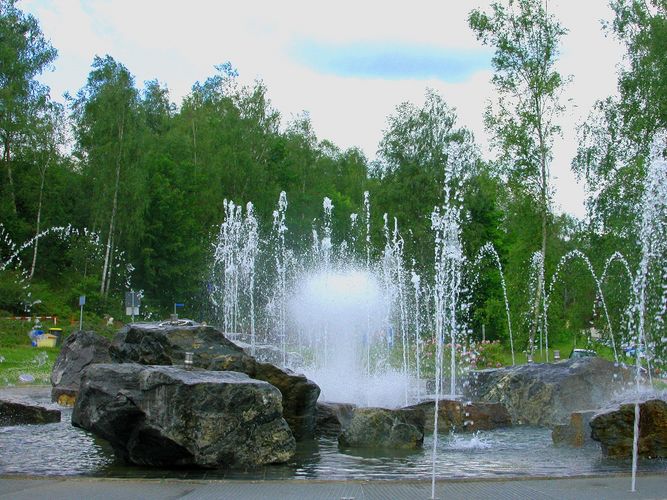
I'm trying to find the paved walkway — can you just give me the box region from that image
[2,474,666,499]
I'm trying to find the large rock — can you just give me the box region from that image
[51,330,112,406]
[406,399,511,433]
[466,357,633,426]
[72,363,295,467]
[111,322,320,439]
[552,410,597,447]
[590,398,667,458]
[0,398,61,426]
[208,355,319,440]
[110,322,244,366]
[338,407,425,449]
[316,401,356,437]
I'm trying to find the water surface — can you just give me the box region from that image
[1,406,664,480]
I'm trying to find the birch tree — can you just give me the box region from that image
[469,0,567,354]
[0,0,56,217]
[70,55,143,297]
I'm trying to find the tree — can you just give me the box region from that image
[611,0,667,146]
[573,1,666,248]
[469,0,567,353]
[0,0,57,217]
[70,55,145,297]
[25,100,66,279]
[373,89,479,266]
[572,1,667,355]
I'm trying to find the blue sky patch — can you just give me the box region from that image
[291,40,491,82]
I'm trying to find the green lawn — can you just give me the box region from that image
[0,346,60,386]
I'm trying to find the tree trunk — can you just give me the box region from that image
[101,113,125,296]
[528,102,549,356]
[29,162,48,280]
[4,135,17,215]
[104,235,115,298]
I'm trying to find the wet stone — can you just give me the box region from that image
[590,398,667,458]
[72,363,296,468]
[552,410,597,447]
[0,398,61,426]
[406,399,511,433]
[316,401,356,437]
[111,322,320,439]
[338,407,425,450]
[466,357,633,427]
[51,329,112,405]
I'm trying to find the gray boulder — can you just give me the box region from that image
[72,363,295,467]
[208,354,319,440]
[50,330,112,405]
[466,357,633,426]
[590,398,667,458]
[406,399,511,433]
[0,398,61,426]
[110,322,243,366]
[338,407,425,449]
[111,322,320,439]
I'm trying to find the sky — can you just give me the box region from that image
[20,0,625,219]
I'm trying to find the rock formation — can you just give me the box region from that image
[50,330,112,405]
[466,357,633,426]
[338,407,425,449]
[406,399,511,433]
[590,398,667,458]
[315,401,356,437]
[552,410,597,447]
[110,322,320,439]
[72,363,296,467]
[0,398,61,426]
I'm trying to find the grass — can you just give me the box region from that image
[0,302,133,386]
[0,346,60,386]
[0,315,118,388]
[525,340,632,364]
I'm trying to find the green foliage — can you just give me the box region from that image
[0,0,58,235]
[572,1,667,357]
[469,0,568,353]
[610,0,667,143]
[373,89,480,267]
[0,0,664,371]
[0,271,27,312]
[468,0,567,193]
[469,340,505,369]
[70,55,147,284]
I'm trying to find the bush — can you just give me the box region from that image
[468,340,505,368]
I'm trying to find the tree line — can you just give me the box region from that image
[1,0,665,354]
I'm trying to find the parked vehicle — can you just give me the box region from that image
[569,348,597,359]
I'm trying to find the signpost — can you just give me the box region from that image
[125,291,140,322]
[173,302,185,319]
[79,295,85,330]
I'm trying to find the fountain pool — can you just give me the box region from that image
[0,393,664,480]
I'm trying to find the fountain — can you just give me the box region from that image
[628,138,667,491]
[202,138,667,490]
[1,143,666,490]
[472,243,515,365]
[0,224,134,312]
